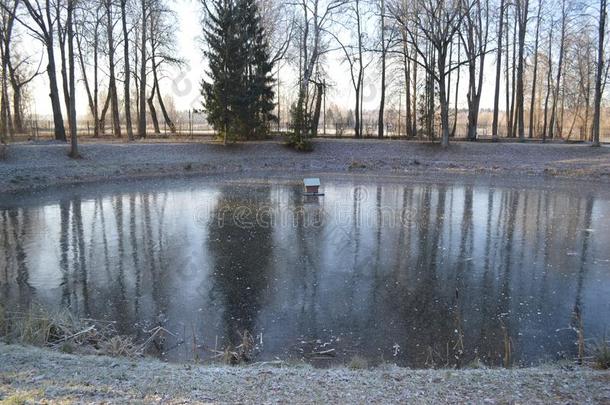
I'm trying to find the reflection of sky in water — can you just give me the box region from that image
[1,178,609,367]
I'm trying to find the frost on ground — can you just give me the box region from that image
[0,344,609,404]
[1,139,609,193]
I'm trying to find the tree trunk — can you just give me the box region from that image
[516,0,529,141]
[11,83,22,134]
[311,82,323,137]
[106,0,121,138]
[508,15,517,138]
[504,7,511,138]
[403,36,413,138]
[76,24,96,137]
[138,0,147,138]
[412,41,417,138]
[47,40,66,141]
[542,25,554,142]
[148,81,160,134]
[152,58,176,133]
[528,0,541,139]
[99,90,111,135]
[438,51,450,148]
[0,47,10,142]
[58,3,72,138]
[492,0,505,141]
[67,1,78,157]
[549,0,567,140]
[378,0,386,139]
[121,0,134,140]
[592,0,606,147]
[451,41,460,139]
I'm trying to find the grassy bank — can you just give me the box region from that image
[1,343,610,404]
[1,139,609,194]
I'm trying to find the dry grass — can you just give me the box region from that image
[0,304,167,358]
[212,330,257,365]
[102,335,138,357]
[1,389,44,405]
[348,160,367,170]
[347,355,369,370]
[590,339,610,370]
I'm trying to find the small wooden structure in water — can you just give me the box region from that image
[303,178,324,196]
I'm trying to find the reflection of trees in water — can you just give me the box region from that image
[72,197,90,316]
[0,183,608,366]
[294,190,325,343]
[0,209,33,308]
[572,196,594,354]
[207,187,274,347]
[451,186,474,367]
[127,195,141,331]
[495,189,519,365]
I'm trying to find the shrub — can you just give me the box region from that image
[287,137,313,152]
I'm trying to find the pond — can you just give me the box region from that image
[1,176,609,367]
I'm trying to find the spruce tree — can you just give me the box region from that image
[239,0,276,138]
[202,0,275,142]
[201,0,246,144]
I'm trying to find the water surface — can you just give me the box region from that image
[1,177,609,367]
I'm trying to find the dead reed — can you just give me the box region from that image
[0,304,172,358]
[589,338,610,370]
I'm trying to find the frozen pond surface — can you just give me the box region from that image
[1,176,610,367]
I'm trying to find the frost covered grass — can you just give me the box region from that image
[1,140,610,194]
[1,343,609,404]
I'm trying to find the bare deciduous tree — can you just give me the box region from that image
[592,0,606,147]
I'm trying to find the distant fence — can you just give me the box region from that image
[6,119,610,143]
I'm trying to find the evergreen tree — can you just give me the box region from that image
[201,0,275,143]
[240,0,276,139]
[201,0,245,144]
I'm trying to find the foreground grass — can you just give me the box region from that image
[1,343,609,404]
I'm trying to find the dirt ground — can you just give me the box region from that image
[0,138,609,194]
[0,344,609,404]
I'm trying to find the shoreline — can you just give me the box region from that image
[1,343,609,403]
[1,139,609,195]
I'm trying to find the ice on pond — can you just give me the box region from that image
[1,177,609,367]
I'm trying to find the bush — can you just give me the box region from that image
[286,99,315,152]
[287,137,313,152]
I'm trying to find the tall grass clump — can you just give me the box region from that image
[5,305,87,346]
[347,355,369,370]
[590,338,610,370]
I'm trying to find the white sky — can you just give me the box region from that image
[24,0,500,119]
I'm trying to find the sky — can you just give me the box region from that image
[23,0,500,119]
